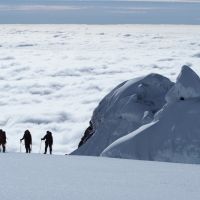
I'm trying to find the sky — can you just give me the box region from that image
[0,0,200,24]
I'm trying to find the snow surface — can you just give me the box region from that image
[100,66,200,164]
[102,98,200,163]
[1,25,200,154]
[1,153,200,200]
[73,66,200,164]
[72,73,173,156]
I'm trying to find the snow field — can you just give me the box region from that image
[0,153,200,200]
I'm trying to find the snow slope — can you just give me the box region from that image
[0,153,200,200]
[101,66,200,164]
[102,99,200,163]
[72,73,173,156]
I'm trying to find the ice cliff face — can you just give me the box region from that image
[72,65,200,164]
[72,73,173,156]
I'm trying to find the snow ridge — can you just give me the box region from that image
[72,73,173,156]
[73,66,200,164]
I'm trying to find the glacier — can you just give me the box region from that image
[74,66,200,164]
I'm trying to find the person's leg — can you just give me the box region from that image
[25,145,28,153]
[28,144,31,153]
[44,143,47,154]
[49,144,52,154]
[2,144,6,153]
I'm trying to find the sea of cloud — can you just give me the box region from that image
[0,25,200,154]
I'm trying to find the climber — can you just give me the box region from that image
[41,131,53,154]
[0,129,6,153]
[20,130,32,153]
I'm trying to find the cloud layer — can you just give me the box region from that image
[0,25,200,154]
